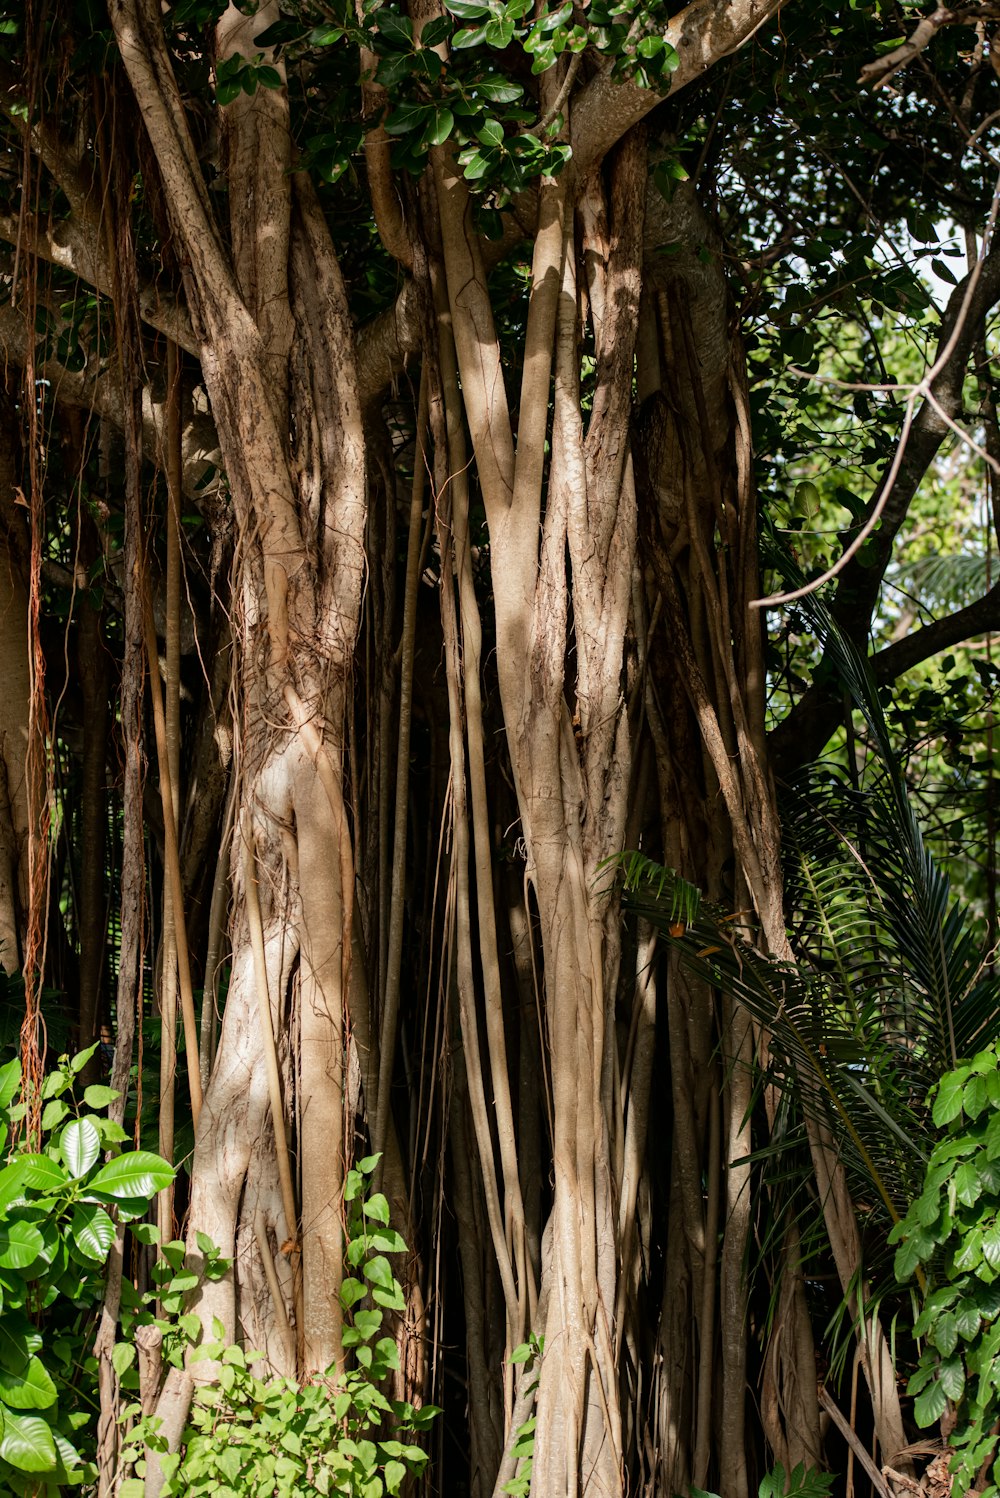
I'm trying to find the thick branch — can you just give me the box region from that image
[572,0,788,175]
[770,581,1000,773]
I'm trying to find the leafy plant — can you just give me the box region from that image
[502,1332,543,1498]
[693,1462,834,1498]
[0,1046,173,1493]
[121,1153,439,1498]
[892,1045,1000,1497]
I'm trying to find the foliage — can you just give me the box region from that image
[892,1046,1000,1498]
[501,1332,543,1498]
[0,1047,172,1493]
[693,1462,834,1498]
[120,1153,438,1498]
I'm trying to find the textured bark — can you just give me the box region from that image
[0,412,28,972]
[110,0,367,1396]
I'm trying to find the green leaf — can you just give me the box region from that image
[385,1460,407,1494]
[0,1221,44,1270]
[421,108,454,147]
[0,1355,57,1411]
[0,1059,21,1110]
[379,13,413,46]
[933,1070,967,1127]
[484,17,515,46]
[70,1045,99,1075]
[421,15,453,45]
[61,1117,101,1179]
[452,22,487,46]
[83,1085,119,1109]
[445,0,492,16]
[17,1156,68,1192]
[340,1277,368,1309]
[354,1308,382,1340]
[939,1356,966,1401]
[71,1203,115,1261]
[363,1194,391,1226]
[472,78,523,102]
[111,1343,136,1377]
[965,1073,989,1119]
[370,1228,408,1254]
[912,1373,948,1428]
[477,118,504,148]
[40,1099,69,1132]
[462,151,491,180]
[0,1409,57,1473]
[931,1312,958,1357]
[364,1255,395,1290]
[955,1160,982,1208]
[384,103,433,137]
[87,1151,174,1200]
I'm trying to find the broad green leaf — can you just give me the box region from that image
[930,1312,958,1356]
[484,16,514,45]
[370,1228,408,1254]
[452,23,488,47]
[364,1254,394,1290]
[0,1059,21,1110]
[0,1355,57,1410]
[957,1297,983,1339]
[939,1355,966,1401]
[383,102,432,137]
[420,15,452,45]
[0,1221,44,1270]
[70,1046,99,1075]
[0,1160,32,1213]
[912,1374,947,1427]
[40,1100,69,1131]
[965,1073,989,1119]
[363,1194,391,1226]
[82,1085,118,1109]
[933,1070,967,1127]
[340,1277,368,1309]
[955,1161,982,1208]
[421,108,454,147]
[87,1151,174,1200]
[445,0,492,16]
[472,78,522,102]
[0,1409,57,1473]
[61,1117,100,1179]
[17,1156,68,1192]
[71,1203,115,1261]
[354,1308,382,1340]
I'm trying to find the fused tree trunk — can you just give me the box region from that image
[109,0,366,1416]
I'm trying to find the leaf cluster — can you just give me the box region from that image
[0,1048,173,1492]
[893,1046,1000,1496]
[122,1153,438,1498]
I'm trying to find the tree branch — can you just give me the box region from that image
[770,581,1000,773]
[572,0,788,176]
[859,6,1000,90]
